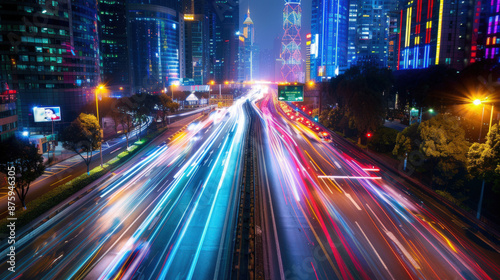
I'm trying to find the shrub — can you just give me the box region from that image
[369,127,399,153]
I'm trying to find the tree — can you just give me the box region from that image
[158,93,179,127]
[419,114,470,188]
[62,113,101,174]
[0,138,45,209]
[467,122,500,193]
[393,123,420,157]
[369,127,399,153]
[337,66,390,143]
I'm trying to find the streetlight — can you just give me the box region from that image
[473,98,494,142]
[51,114,57,161]
[472,98,495,220]
[96,84,105,168]
[410,107,434,125]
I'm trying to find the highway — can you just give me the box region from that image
[0,99,248,279]
[0,108,206,218]
[251,87,500,279]
[2,85,499,279]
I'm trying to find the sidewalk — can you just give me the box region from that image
[42,116,122,166]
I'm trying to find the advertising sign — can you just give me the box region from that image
[278,85,304,102]
[33,107,62,122]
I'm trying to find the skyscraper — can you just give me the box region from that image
[182,0,210,85]
[0,0,100,133]
[347,2,358,68]
[397,0,478,70]
[208,0,239,83]
[354,0,393,67]
[310,0,349,81]
[306,33,312,81]
[98,0,129,95]
[127,0,183,92]
[240,9,255,81]
[346,0,397,68]
[282,1,303,82]
[482,0,500,62]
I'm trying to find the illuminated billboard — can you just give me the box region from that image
[33,107,61,122]
[278,85,304,102]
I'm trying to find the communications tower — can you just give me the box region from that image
[281,1,302,82]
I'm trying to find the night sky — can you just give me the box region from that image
[239,0,311,51]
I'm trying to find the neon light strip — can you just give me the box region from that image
[436,0,445,64]
[398,9,403,70]
[318,176,382,180]
[405,7,412,47]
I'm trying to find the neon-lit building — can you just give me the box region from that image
[397,0,478,70]
[0,0,100,133]
[98,0,129,95]
[0,82,17,142]
[306,33,312,81]
[127,0,182,92]
[483,0,500,61]
[240,10,256,82]
[310,0,349,81]
[281,1,303,82]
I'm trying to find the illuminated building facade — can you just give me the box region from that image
[281,1,303,82]
[0,82,17,141]
[306,33,312,81]
[347,2,358,67]
[182,0,210,85]
[0,0,100,133]
[127,0,182,92]
[310,0,349,81]
[483,0,500,61]
[398,0,478,70]
[209,0,240,83]
[240,9,258,82]
[98,0,129,95]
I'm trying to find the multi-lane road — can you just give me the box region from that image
[251,87,500,279]
[1,86,499,279]
[0,99,248,279]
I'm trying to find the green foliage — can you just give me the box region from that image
[337,67,389,139]
[0,138,45,209]
[158,94,180,126]
[369,127,399,153]
[436,190,467,206]
[392,114,470,188]
[62,113,102,173]
[419,114,470,187]
[0,134,153,234]
[393,123,420,157]
[467,122,500,192]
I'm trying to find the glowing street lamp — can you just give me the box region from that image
[472,97,495,220]
[96,84,105,167]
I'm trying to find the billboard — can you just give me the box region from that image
[33,107,61,122]
[278,85,304,102]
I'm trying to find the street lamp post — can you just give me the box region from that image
[473,98,495,220]
[96,85,104,168]
[51,115,56,161]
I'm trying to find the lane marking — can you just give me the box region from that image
[385,230,421,270]
[355,221,394,279]
[50,175,72,187]
[345,193,362,211]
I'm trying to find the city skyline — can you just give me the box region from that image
[0,0,499,279]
